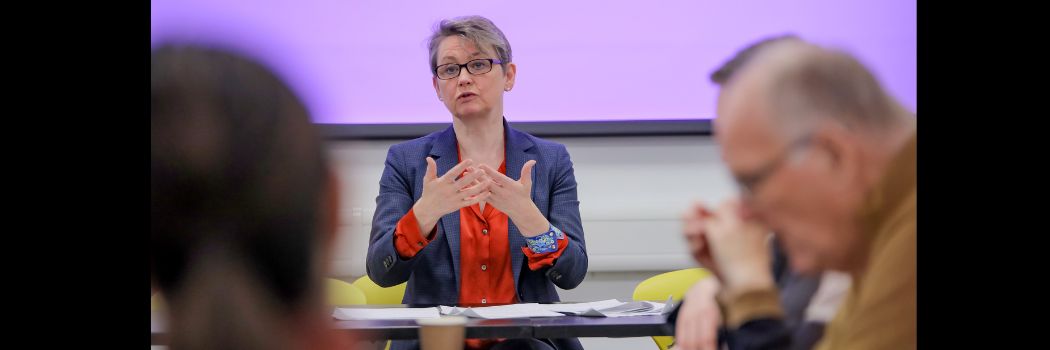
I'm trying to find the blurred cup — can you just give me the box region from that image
[417,316,467,350]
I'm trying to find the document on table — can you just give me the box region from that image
[437,298,676,319]
[332,307,441,321]
[568,299,675,317]
[439,303,566,319]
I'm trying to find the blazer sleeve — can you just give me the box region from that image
[538,144,588,289]
[366,145,425,287]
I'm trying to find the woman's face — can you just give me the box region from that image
[432,36,516,120]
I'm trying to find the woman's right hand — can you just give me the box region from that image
[412,157,492,234]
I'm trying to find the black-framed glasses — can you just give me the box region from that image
[435,58,503,80]
[734,134,814,198]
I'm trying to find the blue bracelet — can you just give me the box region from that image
[525,225,564,253]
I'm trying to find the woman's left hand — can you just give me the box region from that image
[478,160,550,236]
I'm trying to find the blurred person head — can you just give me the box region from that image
[151,44,342,350]
[709,34,801,86]
[427,15,517,123]
[713,40,915,275]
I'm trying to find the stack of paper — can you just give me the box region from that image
[332,298,676,321]
[573,300,674,317]
[439,303,565,319]
[545,299,627,314]
[332,307,440,321]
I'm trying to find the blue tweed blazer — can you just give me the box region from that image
[366,120,587,350]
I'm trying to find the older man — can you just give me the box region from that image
[680,40,916,350]
[674,35,850,350]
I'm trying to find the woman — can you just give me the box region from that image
[366,15,587,350]
[151,45,347,350]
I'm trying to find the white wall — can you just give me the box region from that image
[327,134,735,278]
[326,134,736,348]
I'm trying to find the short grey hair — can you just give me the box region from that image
[741,41,909,138]
[426,15,513,76]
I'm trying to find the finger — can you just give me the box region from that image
[453,166,486,189]
[716,199,738,217]
[683,216,708,239]
[479,164,513,186]
[485,177,508,196]
[424,157,438,181]
[439,159,473,182]
[463,191,492,207]
[520,159,536,187]
[696,204,715,218]
[460,178,492,198]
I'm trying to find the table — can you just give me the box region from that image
[151,304,674,344]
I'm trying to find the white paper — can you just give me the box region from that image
[562,297,676,317]
[332,307,441,320]
[545,299,625,313]
[439,303,566,319]
[426,298,677,319]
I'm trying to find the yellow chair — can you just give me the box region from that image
[632,268,713,350]
[351,276,407,350]
[351,275,407,305]
[327,278,367,306]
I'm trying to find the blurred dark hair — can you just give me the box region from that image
[151,44,330,349]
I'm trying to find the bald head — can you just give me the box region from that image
[718,40,908,141]
[709,34,801,86]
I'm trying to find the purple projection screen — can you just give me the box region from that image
[151,0,915,138]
